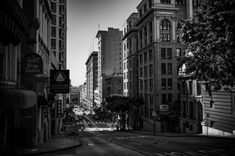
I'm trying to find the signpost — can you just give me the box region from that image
[50,70,70,93]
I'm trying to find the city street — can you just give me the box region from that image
[38,115,235,156]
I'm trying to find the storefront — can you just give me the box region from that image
[0,89,37,155]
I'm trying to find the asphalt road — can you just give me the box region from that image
[38,115,235,156]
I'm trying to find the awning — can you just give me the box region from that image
[0,89,37,109]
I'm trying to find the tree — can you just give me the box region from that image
[106,95,130,130]
[178,0,235,86]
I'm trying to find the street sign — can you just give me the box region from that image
[57,100,63,118]
[50,70,70,93]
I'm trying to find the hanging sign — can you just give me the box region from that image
[22,53,43,76]
[50,70,70,93]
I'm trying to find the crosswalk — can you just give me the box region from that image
[63,115,115,134]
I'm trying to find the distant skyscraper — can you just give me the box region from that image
[96,28,123,105]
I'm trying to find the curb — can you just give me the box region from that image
[21,142,82,156]
[130,131,235,139]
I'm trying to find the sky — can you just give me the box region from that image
[67,0,141,87]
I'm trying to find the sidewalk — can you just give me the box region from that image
[129,130,235,139]
[21,135,81,156]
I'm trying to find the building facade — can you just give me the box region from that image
[0,0,56,154]
[85,51,98,108]
[202,86,235,136]
[96,28,123,106]
[50,0,67,136]
[131,0,191,132]
[122,13,139,98]
[105,73,123,98]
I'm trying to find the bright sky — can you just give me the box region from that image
[67,0,141,87]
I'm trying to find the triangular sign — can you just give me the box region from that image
[56,73,65,82]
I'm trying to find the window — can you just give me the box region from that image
[167,48,172,59]
[139,54,143,65]
[51,2,56,13]
[193,0,201,6]
[161,48,166,59]
[140,67,143,77]
[144,26,147,45]
[197,82,201,95]
[168,78,172,89]
[167,63,172,74]
[161,63,166,74]
[161,0,171,4]
[176,0,186,5]
[149,0,152,8]
[144,4,147,13]
[161,19,170,30]
[168,94,173,103]
[51,27,56,39]
[161,33,171,42]
[140,80,143,91]
[189,81,193,95]
[51,14,56,25]
[59,5,64,15]
[144,66,148,78]
[149,64,153,77]
[162,78,166,90]
[144,52,147,64]
[51,39,56,50]
[149,22,153,43]
[144,80,148,91]
[149,79,153,91]
[149,49,153,62]
[162,94,167,104]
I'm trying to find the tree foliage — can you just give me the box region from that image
[106,95,130,113]
[178,0,235,86]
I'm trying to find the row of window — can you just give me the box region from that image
[139,49,153,65]
[139,79,154,92]
[161,63,172,75]
[162,78,173,90]
[161,0,201,5]
[139,64,153,78]
[139,0,153,18]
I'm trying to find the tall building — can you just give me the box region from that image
[96,28,123,105]
[0,0,36,155]
[123,0,207,132]
[85,51,98,108]
[122,13,139,98]
[132,0,188,132]
[50,0,67,136]
[0,0,54,154]
[51,0,67,70]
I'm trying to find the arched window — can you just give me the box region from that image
[160,19,171,42]
[161,19,171,30]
